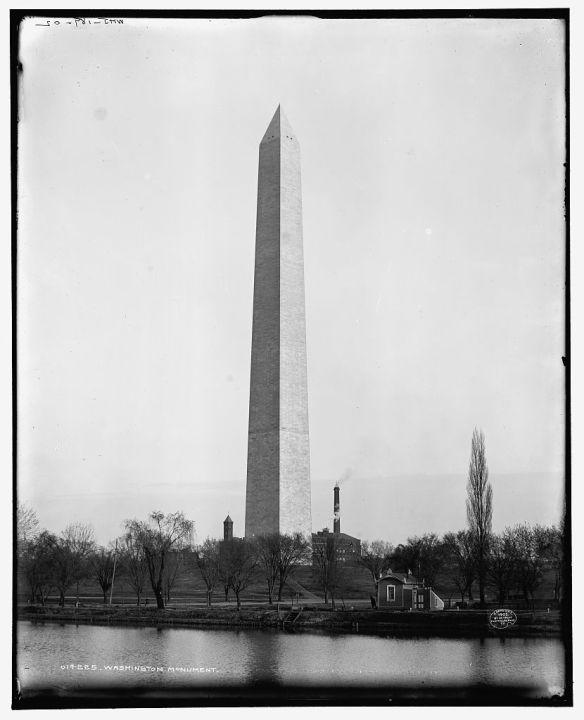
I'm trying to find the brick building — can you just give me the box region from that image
[376,571,444,610]
[311,528,362,565]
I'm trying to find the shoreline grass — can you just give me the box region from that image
[17,603,562,639]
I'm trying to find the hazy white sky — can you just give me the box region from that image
[18,16,566,545]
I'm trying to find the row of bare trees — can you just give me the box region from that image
[355,525,563,607]
[461,427,563,607]
[194,532,311,609]
[18,509,193,610]
[18,507,315,611]
[349,428,562,608]
[19,513,563,612]
[123,511,193,608]
[19,523,97,606]
[18,425,565,612]
[305,429,502,607]
[194,537,257,609]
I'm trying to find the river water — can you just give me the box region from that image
[17,621,565,702]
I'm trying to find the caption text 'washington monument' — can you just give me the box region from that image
[245,106,312,539]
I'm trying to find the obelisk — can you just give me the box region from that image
[245,106,312,539]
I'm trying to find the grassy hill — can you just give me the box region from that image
[17,556,376,606]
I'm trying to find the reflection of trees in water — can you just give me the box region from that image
[19,622,565,694]
[150,626,285,683]
[125,626,228,683]
[218,628,349,684]
[466,636,488,685]
[236,629,283,683]
[465,636,557,692]
[466,636,524,687]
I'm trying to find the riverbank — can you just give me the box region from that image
[18,603,562,638]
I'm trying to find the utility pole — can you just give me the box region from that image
[109,540,118,606]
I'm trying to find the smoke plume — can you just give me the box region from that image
[337,467,353,487]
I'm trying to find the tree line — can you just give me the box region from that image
[357,429,564,608]
[17,507,315,610]
[17,510,194,610]
[357,523,562,607]
[18,507,562,612]
[17,429,565,610]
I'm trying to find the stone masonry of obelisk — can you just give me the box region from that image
[245,106,312,539]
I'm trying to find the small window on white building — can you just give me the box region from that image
[387,585,396,602]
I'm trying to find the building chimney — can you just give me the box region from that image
[224,515,233,541]
[333,483,340,534]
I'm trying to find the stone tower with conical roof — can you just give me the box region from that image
[244,106,312,539]
[223,515,233,541]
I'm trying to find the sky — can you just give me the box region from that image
[17,15,566,546]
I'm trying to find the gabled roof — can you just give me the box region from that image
[376,572,421,585]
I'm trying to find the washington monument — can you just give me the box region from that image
[244,106,312,539]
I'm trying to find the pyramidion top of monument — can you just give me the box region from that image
[260,105,298,145]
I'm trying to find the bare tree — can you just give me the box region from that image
[466,428,493,606]
[390,534,444,587]
[218,540,235,602]
[390,541,419,577]
[194,539,221,606]
[227,539,257,610]
[510,523,549,607]
[125,511,193,609]
[17,503,39,549]
[275,533,310,601]
[162,550,184,604]
[540,524,563,602]
[67,523,95,603]
[51,537,74,607]
[119,532,148,606]
[358,540,393,587]
[51,523,95,606]
[92,546,115,604]
[312,534,343,608]
[443,530,476,604]
[487,530,517,605]
[21,530,57,605]
[254,534,280,604]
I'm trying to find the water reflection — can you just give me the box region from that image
[236,628,282,684]
[17,621,564,697]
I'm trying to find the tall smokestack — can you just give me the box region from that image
[333,483,340,535]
